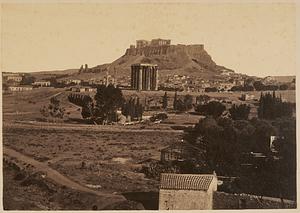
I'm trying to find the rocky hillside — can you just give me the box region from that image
[72,42,235,80]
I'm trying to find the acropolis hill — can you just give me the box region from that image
[45,39,237,81]
[86,39,235,80]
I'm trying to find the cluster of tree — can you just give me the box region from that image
[258,91,295,119]
[184,116,296,199]
[93,84,124,123]
[253,81,293,91]
[122,97,144,121]
[40,97,65,121]
[173,92,193,112]
[195,101,226,118]
[185,117,276,174]
[43,77,66,88]
[68,93,93,107]
[271,118,296,199]
[68,93,94,118]
[230,85,255,92]
[67,84,125,124]
[229,104,251,120]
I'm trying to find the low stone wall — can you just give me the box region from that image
[213,191,296,209]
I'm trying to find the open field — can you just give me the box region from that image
[3,123,182,194]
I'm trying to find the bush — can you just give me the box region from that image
[229,104,251,120]
[195,101,226,118]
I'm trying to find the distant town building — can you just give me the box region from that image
[65,79,82,85]
[3,73,23,83]
[70,86,96,93]
[32,81,51,87]
[240,94,255,101]
[131,63,158,91]
[8,86,33,92]
[159,173,218,210]
[6,75,23,82]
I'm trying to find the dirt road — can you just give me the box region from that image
[3,146,126,209]
[4,121,184,133]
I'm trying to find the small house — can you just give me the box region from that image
[159,173,218,210]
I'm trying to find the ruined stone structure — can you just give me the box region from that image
[150,38,171,46]
[159,173,218,210]
[125,39,205,59]
[131,63,158,91]
[136,40,150,49]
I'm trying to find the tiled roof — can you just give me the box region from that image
[160,173,214,191]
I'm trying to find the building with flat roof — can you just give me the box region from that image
[32,81,51,87]
[8,86,33,92]
[131,63,158,91]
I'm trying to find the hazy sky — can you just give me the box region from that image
[1,2,296,77]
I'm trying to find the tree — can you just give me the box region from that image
[183,95,193,111]
[272,118,296,199]
[94,84,125,123]
[40,97,65,122]
[258,91,295,119]
[162,92,168,110]
[279,84,288,90]
[250,118,276,153]
[186,117,242,175]
[229,104,251,120]
[195,101,226,118]
[122,96,144,121]
[175,99,186,112]
[173,91,178,110]
[253,81,265,91]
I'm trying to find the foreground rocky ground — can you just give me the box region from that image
[3,155,144,210]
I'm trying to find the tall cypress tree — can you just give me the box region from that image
[173,91,178,111]
[162,92,168,110]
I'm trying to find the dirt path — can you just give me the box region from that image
[3,146,126,209]
[47,92,62,99]
[4,121,184,133]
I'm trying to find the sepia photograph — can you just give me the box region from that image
[1,1,297,210]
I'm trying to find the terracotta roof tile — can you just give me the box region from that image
[160,173,214,191]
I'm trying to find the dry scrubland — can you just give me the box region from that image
[3,125,182,193]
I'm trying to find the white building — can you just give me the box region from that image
[8,86,33,92]
[32,81,51,87]
[159,173,218,210]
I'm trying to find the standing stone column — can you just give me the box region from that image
[147,67,151,90]
[138,66,143,91]
[155,66,159,90]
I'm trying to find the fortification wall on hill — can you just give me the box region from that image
[125,44,205,57]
